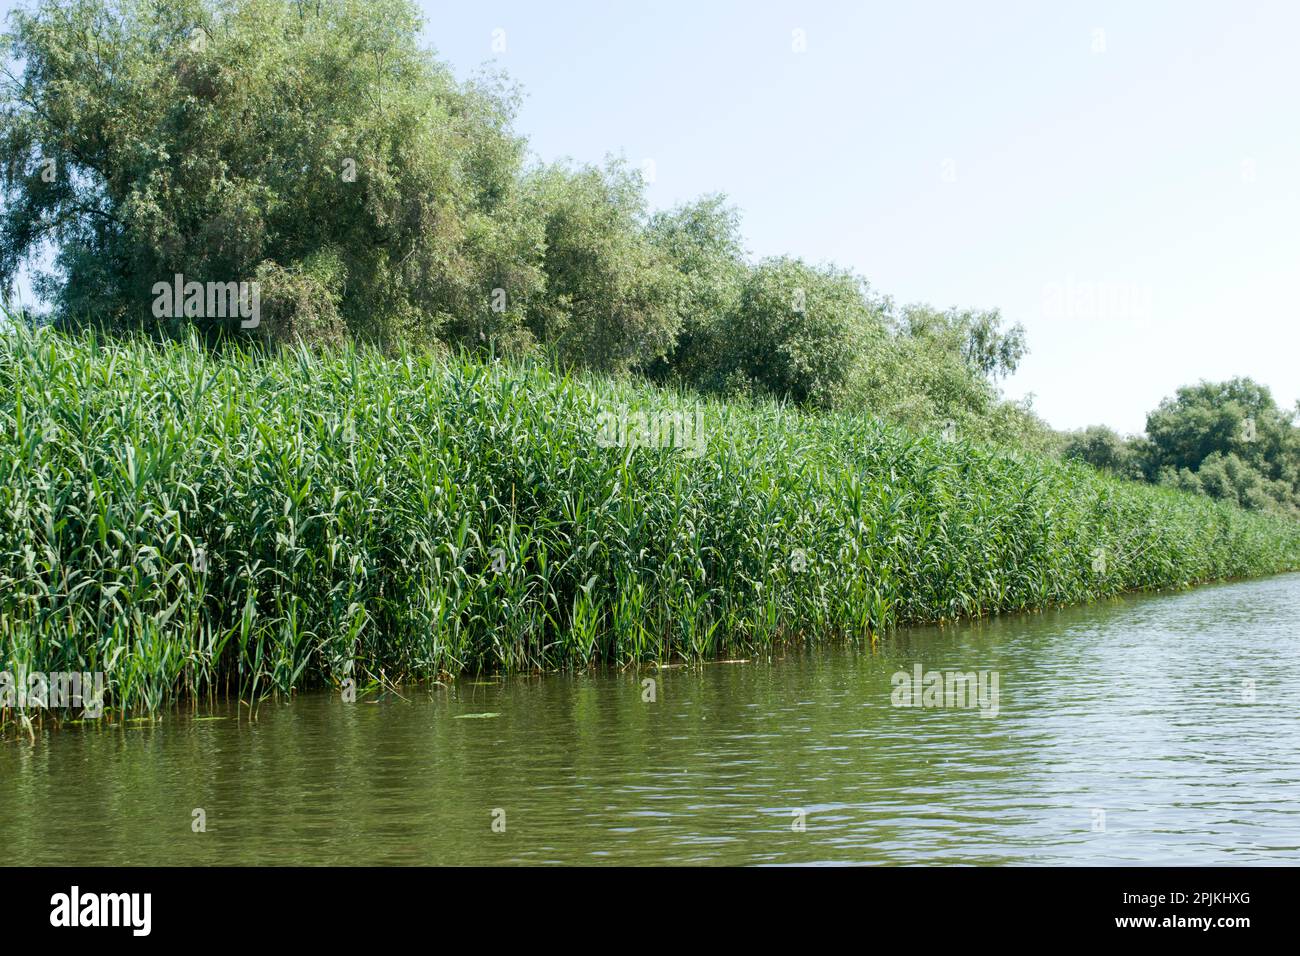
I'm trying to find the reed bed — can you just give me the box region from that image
[3,326,1300,723]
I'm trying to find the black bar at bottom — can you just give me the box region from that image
[0,865,1282,942]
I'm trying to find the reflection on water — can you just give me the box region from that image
[3,574,1299,865]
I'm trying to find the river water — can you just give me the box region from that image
[3,574,1299,865]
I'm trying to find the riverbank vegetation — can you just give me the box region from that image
[3,327,1299,724]
[3,1,1300,729]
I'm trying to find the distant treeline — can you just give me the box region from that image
[1061,379,1300,517]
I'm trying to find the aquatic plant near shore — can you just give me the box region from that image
[3,325,1300,724]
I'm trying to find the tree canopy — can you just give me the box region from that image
[1,0,532,347]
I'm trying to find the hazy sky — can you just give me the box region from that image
[5,0,1298,434]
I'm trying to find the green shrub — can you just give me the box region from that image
[1062,425,1139,478]
[645,195,747,388]
[517,160,679,374]
[723,258,883,408]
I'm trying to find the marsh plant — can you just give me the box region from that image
[2,326,1300,726]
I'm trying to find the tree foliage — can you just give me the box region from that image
[519,159,677,373]
[644,193,746,387]
[1068,378,1300,516]
[1062,425,1139,478]
[0,0,531,347]
[1141,378,1300,514]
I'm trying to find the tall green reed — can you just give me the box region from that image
[2,325,1299,725]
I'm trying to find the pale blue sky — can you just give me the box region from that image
[5,0,1298,433]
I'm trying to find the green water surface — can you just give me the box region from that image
[3,574,1298,865]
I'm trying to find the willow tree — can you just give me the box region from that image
[0,0,536,346]
[520,159,680,374]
